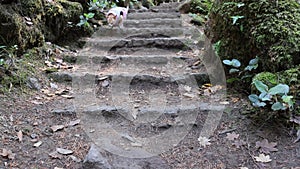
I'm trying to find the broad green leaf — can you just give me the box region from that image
[253,102,266,107]
[248,94,260,103]
[226,77,239,83]
[271,102,286,111]
[229,68,240,73]
[259,92,271,101]
[268,84,289,95]
[249,57,259,65]
[223,60,232,65]
[231,59,241,68]
[253,80,268,93]
[282,95,294,109]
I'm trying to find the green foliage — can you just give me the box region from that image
[208,0,300,72]
[77,0,122,27]
[223,57,258,83]
[249,80,294,111]
[0,45,39,93]
[189,0,215,25]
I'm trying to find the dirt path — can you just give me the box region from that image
[0,2,299,169]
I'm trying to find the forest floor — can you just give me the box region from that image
[0,86,299,169]
[0,2,300,169]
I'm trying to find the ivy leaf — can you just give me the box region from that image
[259,92,271,101]
[249,57,259,65]
[229,68,240,74]
[253,80,268,93]
[268,84,289,95]
[248,94,259,103]
[223,59,232,65]
[282,95,293,109]
[231,59,241,68]
[255,139,278,154]
[271,102,286,111]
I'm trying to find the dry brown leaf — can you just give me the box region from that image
[226,132,239,141]
[61,95,74,99]
[33,141,43,147]
[17,130,23,142]
[49,151,62,159]
[254,153,272,163]
[0,148,15,160]
[31,100,43,105]
[68,119,80,127]
[51,125,65,132]
[56,148,73,155]
[255,139,278,154]
[55,89,68,95]
[232,140,246,148]
[183,93,195,98]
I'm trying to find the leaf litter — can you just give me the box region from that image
[255,139,278,154]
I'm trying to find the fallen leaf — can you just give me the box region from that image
[31,100,43,105]
[226,132,239,141]
[17,130,23,142]
[55,89,69,95]
[56,148,73,155]
[220,101,230,105]
[51,125,65,132]
[0,149,15,160]
[33,141,43,147]
[254,153,272,163]
[183,85,192,92]
[198,136,211,147]
[232,140,246,148]
[255,139,278,154]
[49,151,62,159]
[68,119,80,127]
[70,155,81,162]
[61,95,74,99]
[183,93,195,98]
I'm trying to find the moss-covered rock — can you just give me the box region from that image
[0,0,89,52]
[207,0,300,72]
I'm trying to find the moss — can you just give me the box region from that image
[253,72,278,87]
[207,0,300,72]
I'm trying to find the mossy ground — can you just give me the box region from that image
[207,0,300,72]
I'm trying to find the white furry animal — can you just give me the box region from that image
[106,6,129,28]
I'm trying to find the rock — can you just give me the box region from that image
[27,77,41,90]
[51,106,76,115]
[82,144,112,169]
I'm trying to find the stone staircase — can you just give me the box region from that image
[50,2,225,168]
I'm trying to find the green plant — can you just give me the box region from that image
[77,12,95,27]
[189,0,215,25]
[223,57,258,83]
[249,80,294,111]
[77,0,116,27]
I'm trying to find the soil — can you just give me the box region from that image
[0,85,299,168]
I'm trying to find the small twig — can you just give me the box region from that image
[218,128,237,135]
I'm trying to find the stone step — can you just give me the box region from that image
[91,27,198,38]
[124,18,182,28]
[81,37,200,52]
[128,12,180,19]
[49,70,209,86]
[80,104,224,123]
